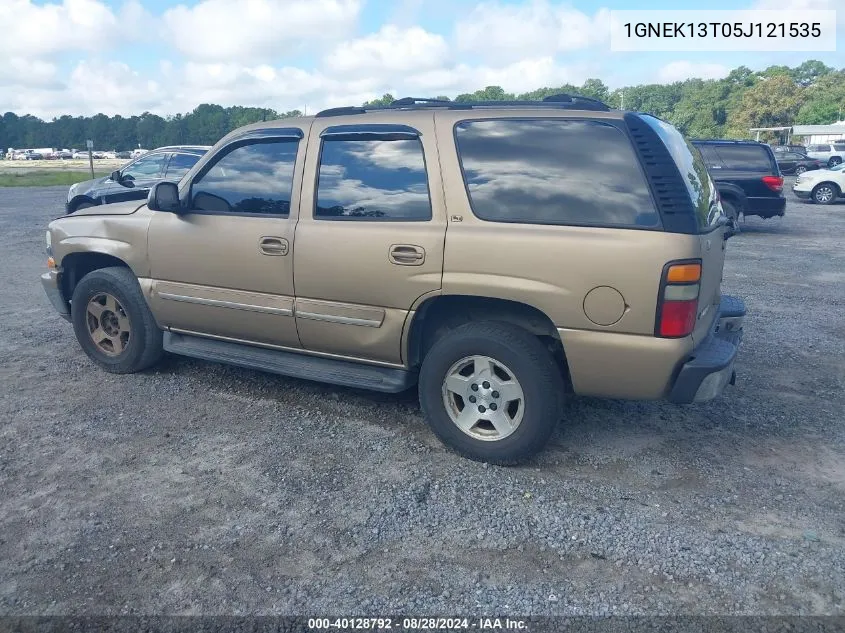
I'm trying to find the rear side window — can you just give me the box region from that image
[315,138,431,221]
[808,145,827,152]
[714,145,775,171]
[454,119,660,228]
[833,144,845,151]
[191,140,299,216]
[696,144,722,167]
[638,115,718,232]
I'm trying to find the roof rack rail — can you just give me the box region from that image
[315,93,611,118]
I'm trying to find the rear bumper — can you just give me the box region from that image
[745,195,786,218]
[668,295,745,404]
[41,270,71,321]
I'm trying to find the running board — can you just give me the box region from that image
[163,331,416,393]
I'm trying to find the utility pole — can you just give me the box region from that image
[620,90,625,110]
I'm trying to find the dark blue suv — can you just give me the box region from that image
[692,140,786,220]
[65,145,210,214]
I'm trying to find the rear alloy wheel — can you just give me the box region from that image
[812,183,839,205]
[829,157,842,168]
[721,199,740,224]
[419,321,564,464]
[794,165,807,175]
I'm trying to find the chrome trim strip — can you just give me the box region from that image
[294,310,382,328]
[158,292,293,316]
[168,328,405,369]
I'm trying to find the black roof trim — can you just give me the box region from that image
[320,124,420,140]
[315,93,611,117]
[690,139,767,145]
[226,127,304,141]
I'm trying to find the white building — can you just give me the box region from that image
[791,122,845,145]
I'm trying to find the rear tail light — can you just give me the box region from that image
[762,175,784,192]
[656,261,701,338]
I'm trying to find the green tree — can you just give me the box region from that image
[727,74,804,139]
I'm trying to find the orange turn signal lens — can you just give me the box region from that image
[47,257,56,269]
[666,263,701,283]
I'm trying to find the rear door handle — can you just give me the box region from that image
[259,236,288,256]
[389,244,425,266]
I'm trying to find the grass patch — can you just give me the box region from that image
[0,171,108,187]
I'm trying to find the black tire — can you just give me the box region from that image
[72,201,95,213]
[811,182,839,205]
[721,199,740,223]
[418,321,564,465]
[71,266,163,373]
[829,157,842,168]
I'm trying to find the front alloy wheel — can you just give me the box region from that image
[813,184,837,205]
[794,165,806,175]
[86,293,131,355]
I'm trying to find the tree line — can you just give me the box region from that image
[2,60,844,152]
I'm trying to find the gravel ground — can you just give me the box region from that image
[0,186,843,616]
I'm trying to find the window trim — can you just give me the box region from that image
[185,136,301,218]
[313,130,434,223]
[164,151,202,179]
[452,117,662,231]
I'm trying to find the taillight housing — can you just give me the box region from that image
[762,175,784,192]
[656,260,701,338]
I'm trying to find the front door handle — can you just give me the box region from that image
[389,244,425,266]
[259,236,288,256]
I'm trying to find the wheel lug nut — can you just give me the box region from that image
[468,395,477,403]
[471,384,479,391]
[482,381,490,389]
[489,403,498,411]
[491,391,499,399]
[478,405,486,413]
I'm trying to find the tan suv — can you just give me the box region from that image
[41,95,745,464]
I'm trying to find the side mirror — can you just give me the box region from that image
[110,170,122,183]
[148,181,181,213]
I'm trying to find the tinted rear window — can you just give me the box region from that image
[639,115,719,232]
[454,119,660,228]
[834,144,845,151]
[714,145,775,171]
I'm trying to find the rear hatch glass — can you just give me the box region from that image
[714,145,778,172]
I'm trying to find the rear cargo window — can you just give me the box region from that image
[454,119,660,229]
[833,144,845,151]
[639,115,719,232]
[714,145,775,171]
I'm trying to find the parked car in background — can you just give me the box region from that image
[775,152,825,175]
[116,151,132,159]
[103,151,118,159]
[25,151,43,160]
[54,149,73,159]
[692,139,785,220]
[792,162,845,204]
[771,144,806,155]
[805,143,845,168]
[42,98,745,464]
[130,148,149,158]
[72,151,88,159]
[65,145,210,213]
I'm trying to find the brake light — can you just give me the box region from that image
[656,261,701,338]
[762,175,784,192]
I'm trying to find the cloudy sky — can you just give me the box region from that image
[1,0,842,119]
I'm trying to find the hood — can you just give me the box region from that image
[69,200,146,217]
[68,175,108,199]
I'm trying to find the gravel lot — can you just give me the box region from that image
[1,186,843,616]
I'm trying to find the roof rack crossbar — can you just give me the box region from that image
[315,94,611,117]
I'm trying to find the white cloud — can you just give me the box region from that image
[455,0,611,64]
[752,0,845,25]
[162,0,361,62]
[0,58,59,88]
[0,0,148,57]
[324,26,449,76]
[657,61,731,83]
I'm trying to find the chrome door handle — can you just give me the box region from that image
[259,236,288,256]
[389,244,425,266]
